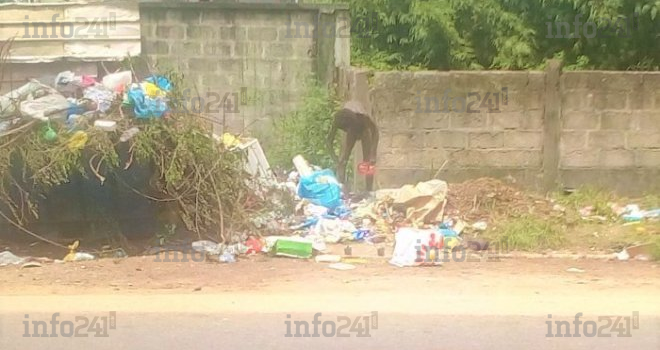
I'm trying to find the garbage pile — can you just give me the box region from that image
[231,155,500,268]
[0,70,180,137]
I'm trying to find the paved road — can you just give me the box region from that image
[1,297,658,350]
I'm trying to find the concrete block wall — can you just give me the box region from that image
[340,65,660,195]
[139,2,350,147]
[559,72,660,193]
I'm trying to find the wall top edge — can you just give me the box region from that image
[138,1,349,12]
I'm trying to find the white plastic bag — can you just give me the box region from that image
[389,227,444,267]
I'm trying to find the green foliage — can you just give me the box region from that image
[333,0,660,71]
[267,79,341,170]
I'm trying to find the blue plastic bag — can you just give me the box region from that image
[145,75,172,92]
[297,169,342,210]
[127,85,169,119]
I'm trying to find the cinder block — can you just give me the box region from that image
[593,91,627,110]
[265,43,294,58]
[484,150,542,167]
[450,113,487,129]
[588,131,625,149]
[248,27,278,41]
[626,131,660,149]
[405,150,431,168]
[562,90,594,111]
[636,112,660,132]
[201,11,235,25]
[204,43,232,56]
[170,42,201,56]
[468,132,503,149]
[391,133,420,148]
[186,26,215,40]
[562,111,599,130]
[410,113,450,130]
[144,40,169,55]
[424,131,467,149]
[563,72,643,91]
[155,25,184,40]
[560,131,587,153]
[600,150,635,167]
[188,58,218,72]
[561,150,599,168]
[490,112,521,130]
[502,131,543,149]
[635,150,660,167]
[600,111,633,130]
[642,73,660,90]
[521,110,544,130]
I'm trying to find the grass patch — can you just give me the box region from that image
[553,186,617,218]
[487,215,565,252]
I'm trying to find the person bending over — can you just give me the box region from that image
[327,101,379,192]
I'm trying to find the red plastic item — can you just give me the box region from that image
[245,236,263,255]
[358,161,376,175]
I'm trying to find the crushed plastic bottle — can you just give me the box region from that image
[218,252,236,263]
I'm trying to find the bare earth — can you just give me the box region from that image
[1,254,659,349]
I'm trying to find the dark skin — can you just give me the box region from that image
[327,105,379,192]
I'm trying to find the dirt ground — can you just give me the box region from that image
[1,251,658,297]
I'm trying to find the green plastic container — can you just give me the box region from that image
[273,237,313,259]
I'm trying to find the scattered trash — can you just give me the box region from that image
[308,217,357,243]
[315,255,341,263]
[389,227,444,267]
[245,236,263,255]
[102,71,133,93]
[471,221,488,231]
[328,263,356,271]
[94,120,117,132]
[272,237,313,259]
[0,251,26,266]
[72,252,96,261]
[621,205,660,222]
[83,84,114,112]
[566,267,585,273]
[297,168,342,210]
[21,261,42,269]
[218,252,236,263]
[377,247,385,256]
[615,249,630,261]
[344,245,352,256]
[67,131,89,151]
[376,179,448,225]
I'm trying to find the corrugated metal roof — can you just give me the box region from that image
[0,1,141,62]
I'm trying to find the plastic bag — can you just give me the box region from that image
[102,71,132,93]
[145,75,172,92]
[83,84,115,112]
[389,227,444,267]
[297,169,342,210]
[127,85,169,119]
